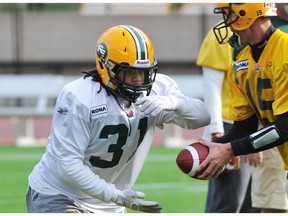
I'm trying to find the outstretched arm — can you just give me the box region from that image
[136,95,210,129]
[196,112,288,179]
[135,74,211,130]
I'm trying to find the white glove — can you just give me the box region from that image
[111,189,162,213]
[136,95,177,116]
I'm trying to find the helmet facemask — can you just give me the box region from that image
[213,5,238,44]
[104,59,157,102]
[213,3,277,45]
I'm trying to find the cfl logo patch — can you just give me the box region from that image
[91,104,107,116]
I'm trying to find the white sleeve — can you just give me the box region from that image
[169,94,211,129]
[154,74,210,129]
[202,66,225,136]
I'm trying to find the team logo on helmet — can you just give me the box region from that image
[96,42,108,61]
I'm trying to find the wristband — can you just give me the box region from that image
[250,125,280,149]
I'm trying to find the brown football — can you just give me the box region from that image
[176,142,209,179]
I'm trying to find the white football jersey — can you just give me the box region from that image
[28,73,208,213]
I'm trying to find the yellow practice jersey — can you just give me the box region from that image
[196,28,232,120]
[228,29,288,169]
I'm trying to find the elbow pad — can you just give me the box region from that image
[249,125,280,149]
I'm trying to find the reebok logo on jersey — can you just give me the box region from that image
[91,104,107,116]
[57,106,69,115]
[235,60,249,72]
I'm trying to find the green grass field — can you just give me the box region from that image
[0,145,208,213]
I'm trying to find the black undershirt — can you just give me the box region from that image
[250,25,275,62]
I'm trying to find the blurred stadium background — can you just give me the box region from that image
[0,2,222,147]
[0,3,221,213]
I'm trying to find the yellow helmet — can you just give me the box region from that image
[95,25,157,102]
[213,3,277,44]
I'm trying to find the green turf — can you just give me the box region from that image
[0,146,45,213]
[131,147,208,213]
[0,145,207,213]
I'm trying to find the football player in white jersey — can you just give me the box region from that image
[26,25,210,213]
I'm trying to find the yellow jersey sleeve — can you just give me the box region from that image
[196,28,232,71]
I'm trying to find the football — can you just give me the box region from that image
[176,141,209,179]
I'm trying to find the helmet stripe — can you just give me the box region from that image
[119,25,148,60]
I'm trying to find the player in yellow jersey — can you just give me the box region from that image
[248,3,288,213]
[196,4,288,207]
[228,3,288,212]
[197,27,259,213]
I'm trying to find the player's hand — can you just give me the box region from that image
[135,96,176,116]
[112,189,162,213]
[195,139,234,180]
[211,132,224,141]
[243,152,263,167]
[225,156,241,171]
